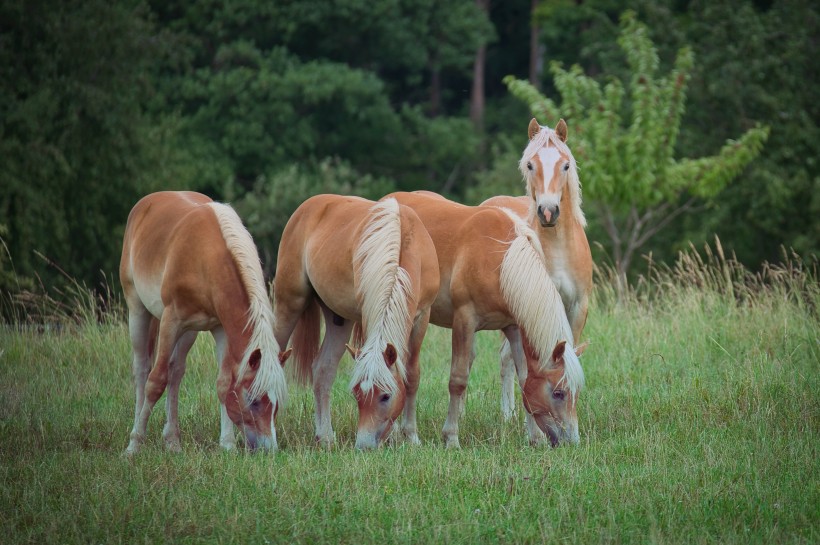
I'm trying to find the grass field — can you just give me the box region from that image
[1,250,818,544]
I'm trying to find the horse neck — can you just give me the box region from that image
[213,282,254,364]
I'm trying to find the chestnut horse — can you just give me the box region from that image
[273,195,439,449]
[388,191,585,447]
[120,191,289,454]
[482,118,592,427]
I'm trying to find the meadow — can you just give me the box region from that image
[1,247,818,544]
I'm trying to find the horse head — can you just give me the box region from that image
[349,343,406,450]
[219,347,291,452]
[522,339,587,446]
[521,118,573,228]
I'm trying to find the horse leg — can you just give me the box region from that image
[499,337,516,421]
[128,308,181,455]
[162,331,197,452]
[312,306,353,448]
[503,326,547,446]
[211,327,235,451]
[442,312,477,449]
[401,312,429,445]
[125,307,153,455]
[569,295,589,344]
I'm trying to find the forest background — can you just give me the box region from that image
[1,0,817,308]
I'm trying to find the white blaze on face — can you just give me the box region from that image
[533,146,564,212]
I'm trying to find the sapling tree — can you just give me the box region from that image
[505,11,769,286]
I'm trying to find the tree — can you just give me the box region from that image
[470,0,491,128]
[674,0,820,265]
[505,11,769,285]
[0,0,173,291]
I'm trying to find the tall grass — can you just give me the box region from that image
[0,243,817,544]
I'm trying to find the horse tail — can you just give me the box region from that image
[290,298,321,387]
[207,202,288,406]
[497,207,585,398]
[351,322,365,351]
[348,198,413,394]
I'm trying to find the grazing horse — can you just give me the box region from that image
[387,191,585,447]
[482,118,592,425]
[273,195,439,449]
[120,191,289,454]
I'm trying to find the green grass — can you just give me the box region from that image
[1,254,818,544]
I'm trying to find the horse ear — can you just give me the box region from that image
[556,118,568,142]
[528,118,541,140]
[574,341,589,358]
[248,349,262,371]
[278,347,292,367]
[383,343,398,368]
[345,343,360,360]
[551,341,567,364]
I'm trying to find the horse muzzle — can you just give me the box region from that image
[537,204,560,227]
[355,420,393,450]
[244,428,275,452]
[534,414,579,447]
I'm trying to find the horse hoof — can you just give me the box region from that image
[529,436,549,447]
[165,440,182,453]
[444,437,461,449]
[403,432,421,446]
[220,441,236,452]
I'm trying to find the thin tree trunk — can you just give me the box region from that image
[469,0,489,129]
[529,0,543,89]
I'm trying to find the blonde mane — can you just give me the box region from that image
[519,124,586,228]
[497,208,585,397]
[349,198,412,395]
[208,202,288,406]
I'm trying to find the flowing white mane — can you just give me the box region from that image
[349,198,412,395]
[208,202,288,406]
[519,124,586,227]
[497,207,585,397]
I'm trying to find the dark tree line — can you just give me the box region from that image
[1,0,816,305]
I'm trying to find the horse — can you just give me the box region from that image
[387,191,586,447]
[272,195,439,449]
[120,191,290,455]
[482,118,592,426]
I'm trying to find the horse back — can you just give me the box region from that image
[388,192,518,327]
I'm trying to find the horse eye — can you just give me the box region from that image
[250,399,261,410]
[563,163,570,172]
[379,394,391,403]
[527,161,533,171]
[552,390,565,401]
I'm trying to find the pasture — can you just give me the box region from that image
[1,251,818,544]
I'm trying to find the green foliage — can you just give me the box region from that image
[674,0,820,264]
[2,0,814,316]
[505,11,770,278]
[0,0,175,288]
